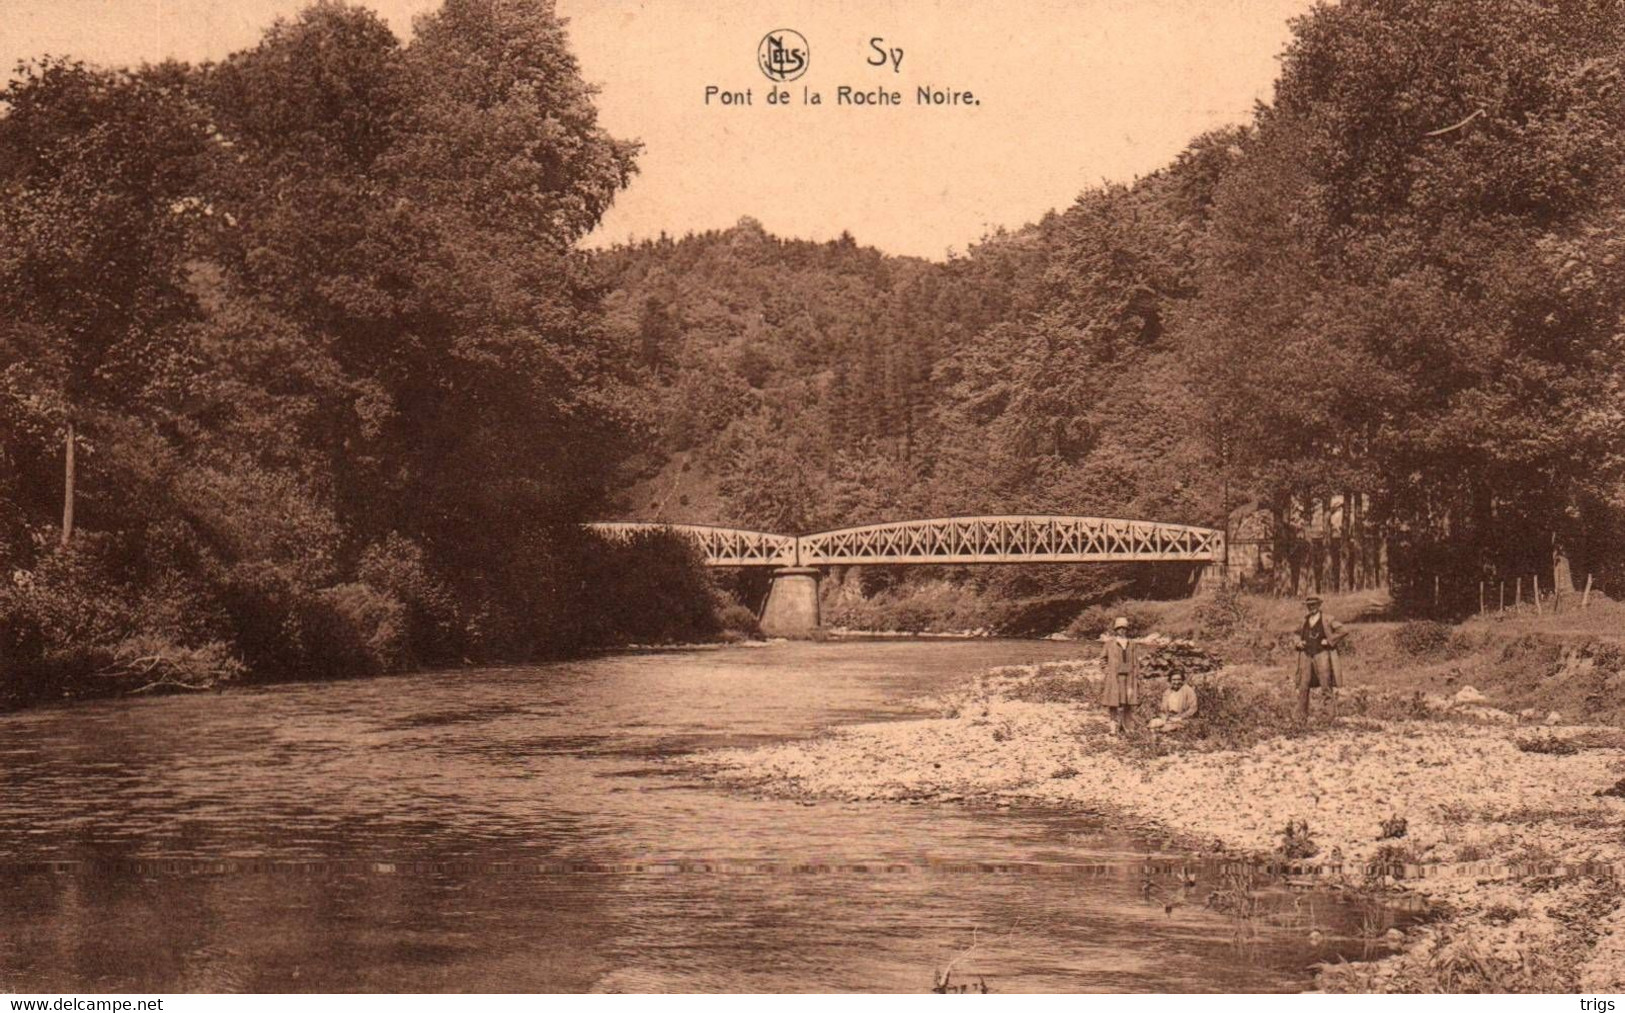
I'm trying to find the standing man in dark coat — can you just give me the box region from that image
[1294,595,1346,720]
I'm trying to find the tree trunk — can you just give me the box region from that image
[1378,528,1390,588]
[60,419,75,547]
[1322,495,1336,592]
[1342,490,1355,591]
[1352,494,1365,591]
[1270,499,1290,595]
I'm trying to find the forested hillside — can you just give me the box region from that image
[598,153,1225,534]
[599,0,1625,616]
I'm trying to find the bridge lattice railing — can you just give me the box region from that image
[591,516,1221,567]
[588,522,799,567]
[796,516,1221,565]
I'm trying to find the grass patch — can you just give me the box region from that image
[999,660,1100,704]
[1393,620,1453,658]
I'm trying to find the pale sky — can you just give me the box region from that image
[0,0,1315,259]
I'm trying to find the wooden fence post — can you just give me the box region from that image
[1533,573,1542,615]
[1500,581,1505,612]
[1516,577,1523,609]
[1583,574,1593,609]
[1479,581,1485,616]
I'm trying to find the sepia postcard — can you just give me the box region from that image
[1,0,1623,997]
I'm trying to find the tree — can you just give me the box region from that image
[1193,0,1625,600]
[0,0,671,704]
[204,0,644,588]
[0,59,212,547]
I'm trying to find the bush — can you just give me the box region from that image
[822,568,1146,637]
[1067,602,1158,639]
[1,537,136,651]
[822,593,879,631]
[822,577,987,634]
[1142,639,1224,681]
[886,597,940,634]
[297,582,409,678]
[1593,640,1625,673]
[0,537,247,704]
[95,635,245,693]
[994,596,1093,637]
[1387,541,1487,619]
[1279,818,1320,859]
[214,560,318,676]
[357,534,459,666]
[715,599,761,640]
[1193,585,1255,641]
[1394,620,1453,657]
[0,537,201,705]
[573,528,724,645]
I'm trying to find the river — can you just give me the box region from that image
[0,640,1400,993]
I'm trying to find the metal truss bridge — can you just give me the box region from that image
[588,516,1223,568]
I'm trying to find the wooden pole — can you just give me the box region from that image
[1583,574,1593,609]
[1533,573,1542,615]
[1499,581,1505,612]
[60,419,74,548]
[1516,576,1522,609]
[1480,581,1485,616]
[1433,574,1440,608]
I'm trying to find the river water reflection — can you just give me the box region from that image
[1,641,1397,992]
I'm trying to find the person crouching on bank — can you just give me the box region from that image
[1101,616,1142,735]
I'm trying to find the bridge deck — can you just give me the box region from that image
[588,522,799,566]
[590,516,1221,567]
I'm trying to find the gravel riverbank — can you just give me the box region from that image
[679,658,1625,992]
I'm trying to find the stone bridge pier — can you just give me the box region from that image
[758,567,822,637]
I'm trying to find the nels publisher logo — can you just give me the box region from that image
[757,29,809,82]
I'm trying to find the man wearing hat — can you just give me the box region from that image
[1100,616,1143,735]
[1294,595,1347,720]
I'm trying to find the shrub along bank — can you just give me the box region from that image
[0,527,756,711]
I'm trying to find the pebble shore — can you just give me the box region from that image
[679,659,1625,991]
